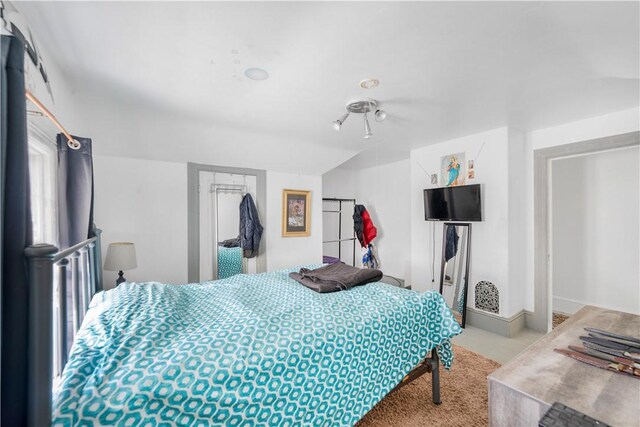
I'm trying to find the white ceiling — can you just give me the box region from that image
[16,1,640,173]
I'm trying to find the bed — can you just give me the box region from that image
[217,245,243,279]
[51,267,461,426]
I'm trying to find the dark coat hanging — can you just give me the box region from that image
[239,193,263,258]
[444,225,459,262]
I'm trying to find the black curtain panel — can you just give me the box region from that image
[57,134,94,248]
[57,134,94,351]
[1,35,33,426]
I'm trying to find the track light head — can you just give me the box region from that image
[375,109,387,122]
[332,112,350,131]
[363,113,373,139]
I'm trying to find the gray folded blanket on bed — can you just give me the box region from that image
[289,262,383,293]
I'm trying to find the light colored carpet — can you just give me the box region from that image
[357,345,501,427]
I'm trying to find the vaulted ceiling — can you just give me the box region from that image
[16,1,640,174]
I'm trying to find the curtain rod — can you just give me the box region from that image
[25,89,80,149]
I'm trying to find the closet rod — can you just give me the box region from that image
[25,89,79,149]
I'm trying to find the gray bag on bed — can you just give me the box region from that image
[289,262,383,293]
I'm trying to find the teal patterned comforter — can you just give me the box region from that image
[217,246,243,279]
[53,267,462,426]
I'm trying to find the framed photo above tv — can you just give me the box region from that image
[282,189,311,237]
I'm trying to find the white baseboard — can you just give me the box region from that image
[466,307,526,337]
[552,296,586,315]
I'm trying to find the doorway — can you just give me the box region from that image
[187,163,267,283]
[531,131,639,332]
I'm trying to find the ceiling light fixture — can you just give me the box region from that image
[332,98,387,139]
[244,67,269,81]
[363,113,373,139]
[332,112,350,131]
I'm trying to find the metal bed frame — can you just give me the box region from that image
[24,230,103,427]
[392,351,441,404]
[23,228,442,426]
[322,197,357,266]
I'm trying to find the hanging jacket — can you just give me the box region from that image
[444,224,459,262]
[353,204,377,248]
[239,194,263,258]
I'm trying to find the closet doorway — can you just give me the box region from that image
[187,164,266,283]
[531,131,639,332]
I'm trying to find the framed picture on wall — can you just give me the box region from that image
[282,189,311,237]
[440,152,466,187]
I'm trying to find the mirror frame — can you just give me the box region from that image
[439,222,472,328]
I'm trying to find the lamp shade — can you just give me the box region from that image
[104,242,137,271]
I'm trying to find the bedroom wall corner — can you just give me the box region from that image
[322,160,412,281]
[507,127,527,317]
[355,159,411,281]
[93,155,189,287]
[265,171,323,271]
[410,127,512,316]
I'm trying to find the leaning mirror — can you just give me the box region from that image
[439,222,471,328]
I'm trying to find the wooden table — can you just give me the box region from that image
[488,306,640,426]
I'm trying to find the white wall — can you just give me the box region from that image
[322,168,359,201]
[265,171,323,270]
[507,128,528,317]
[410,128,516,315]
[94,157,324,286]
[552,147,640,315]
[322,167,359,267]
[94,155,188,287]
[322,159,412,281]
[358,160,412,281]
[92,110,639,321]
[524,107,640,311]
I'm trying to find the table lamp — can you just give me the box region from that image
[104,242,137,286]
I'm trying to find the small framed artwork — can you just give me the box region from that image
[440,152,466,187]
[282,189,311,237]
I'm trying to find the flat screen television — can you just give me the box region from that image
[424,184,482,221]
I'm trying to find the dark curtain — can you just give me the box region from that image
[57,134,94,351]
[57,134,94,248]
[1,35,33,426]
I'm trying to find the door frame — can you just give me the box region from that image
[531,131,639,332]
[187,163,267,283]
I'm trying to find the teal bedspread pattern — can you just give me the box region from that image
[53,268,462,426]
[217,246,243,279]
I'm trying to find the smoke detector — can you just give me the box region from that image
[359,78,379,89]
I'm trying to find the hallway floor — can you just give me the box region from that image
[452,325,545,364]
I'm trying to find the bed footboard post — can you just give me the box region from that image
[58,258,70,372]
[431,349,441,405]
[25,244,58,427]
[93,228,104,292]
[70,251,82,334]
[79,246,90,312]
